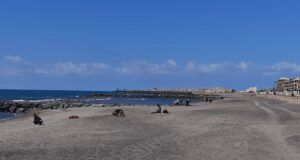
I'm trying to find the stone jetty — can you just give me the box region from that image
[85,90,224,101]
[0,100,92,114]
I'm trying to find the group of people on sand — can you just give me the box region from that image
[33,113,81,126]
[173,98,190,106]
[33,103,174,126]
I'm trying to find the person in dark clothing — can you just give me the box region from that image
[151,104,162,114]
[179,99,184,105]
[157,104,162,113]
[112,109,126,117]
[163,109,169,114]
[33,113,43,125]
[185,99,190,106]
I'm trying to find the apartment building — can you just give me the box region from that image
[276,77,300,95]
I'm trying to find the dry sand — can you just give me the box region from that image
[1,96,300,160]
[257,94,300,105]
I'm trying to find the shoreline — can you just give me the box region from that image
[0,113,16,121]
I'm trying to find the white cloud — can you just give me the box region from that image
[238,62,249,70]
[166,59,177,67]
[116,60,145,74]
[186,61,227,73]
[36,62,110,75]
[117,60,178,75]
[270,62,300,72]
[2,55,300,78]
[3,56,24,63]
[260,62,300,76]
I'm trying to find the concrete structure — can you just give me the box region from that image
[276,77,300,95]
[193,87,232,94]
[276,77,290,92]
[246,87,258,93]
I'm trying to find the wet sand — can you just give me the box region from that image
[1,95,300,160]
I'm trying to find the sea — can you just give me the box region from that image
[0,89,179,119]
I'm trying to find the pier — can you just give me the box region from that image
[87,90,224,101]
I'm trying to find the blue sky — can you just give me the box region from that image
[1,0,300,90]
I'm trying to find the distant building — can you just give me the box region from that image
[276,77,290,92]
[246,87,258,93]
[276,77,300,95]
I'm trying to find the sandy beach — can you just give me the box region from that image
[1,95,300,160]
[257,94,300,105]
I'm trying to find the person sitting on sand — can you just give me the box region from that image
[33,113,43,125]
[173,99,180,106]
[112,109,126,117]
[179,98,183,104]
[151,104,162,114]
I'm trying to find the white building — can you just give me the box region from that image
[246,87,258,93]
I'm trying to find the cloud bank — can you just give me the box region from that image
[0,55,299,77]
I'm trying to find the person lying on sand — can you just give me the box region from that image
[69,115,80,119]
[33,113,43,125]
[163,109,169,114]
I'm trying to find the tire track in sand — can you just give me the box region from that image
[262,101,299,117]
[254,100,300,160]
[254,101,275,115]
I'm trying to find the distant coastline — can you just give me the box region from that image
[0,89,110,101]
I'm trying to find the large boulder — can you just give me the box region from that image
[8,105,18,113]
[15,107,27,113]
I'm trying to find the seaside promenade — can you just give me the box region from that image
[1,94,300,160]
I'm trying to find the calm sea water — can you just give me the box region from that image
[83,98,177,106]
[0,113,15,120]
[0,89,109,101]
[0,89,105,120]
[0,89,181,106]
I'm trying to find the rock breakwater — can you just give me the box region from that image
[0,100,92,114]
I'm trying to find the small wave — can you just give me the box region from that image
[12,100,25,102]
[83,98,112,101]
[28,99,60,103]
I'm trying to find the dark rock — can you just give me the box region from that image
[8,105,18,113]
[83,104,90,107]
[16,107,27,113]
[111,103,120,107]
[0,100,93,113]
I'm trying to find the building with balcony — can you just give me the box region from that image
[276,77,300,95]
